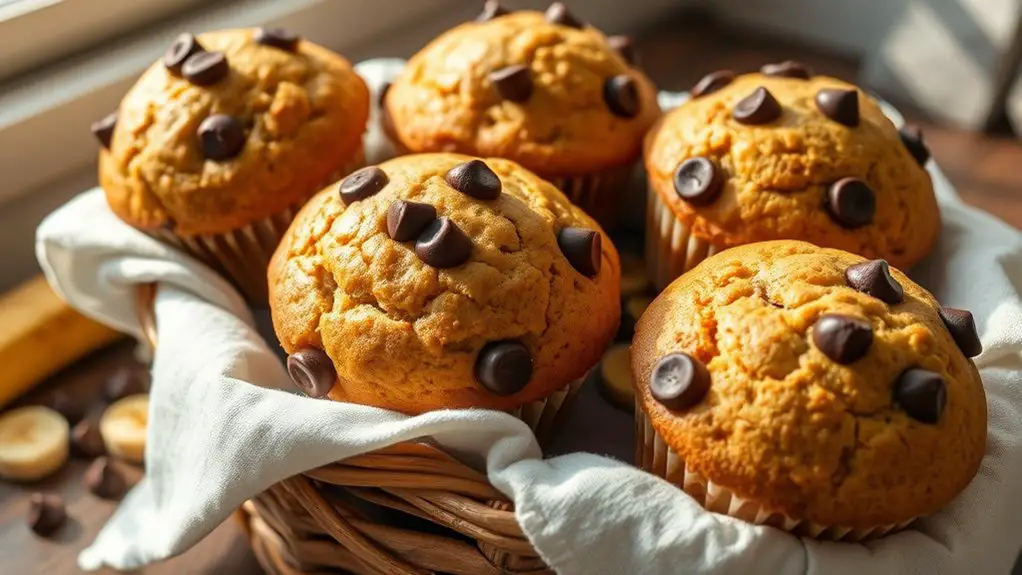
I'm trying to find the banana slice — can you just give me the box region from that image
[99,394,148,464]
[599,344,634,410]
[619,253,650,296]
[0,406,70,481]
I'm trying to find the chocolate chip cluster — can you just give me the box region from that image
[90,27,301,161]
[675,61,932,230]
[648,258,983,427]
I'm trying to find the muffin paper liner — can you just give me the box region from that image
[548,164,637,232]
[146,146,365,305]
[645,183,722,292]
[635,403,915,541]
[507,371,589,445]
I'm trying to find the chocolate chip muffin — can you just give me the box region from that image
[383,2,660,230]
[644,63,938,290]
[94,28,369,303]
[268,153,621,441]
[632,240,985,540]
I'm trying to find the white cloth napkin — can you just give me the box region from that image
[35,60,1022,574]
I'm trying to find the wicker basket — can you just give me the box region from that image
[136,284,549,575]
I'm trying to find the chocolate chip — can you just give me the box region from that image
[845,259,904,304]
[26,493,66,537]
[286,349,336,398]
[649,353,710,411]
[90,112,117,149]
[673,157,724,206]
[690,70,734,98]
[477,0,509,21]
[608,35,638,66]
[545,2,584,28]
[48,389,85,425]
[198,115,246,161]
[388,201,437,242]
[604,75,639,118]
[812,314,873,364]
[826,177,875,228]
[558,227,602,277]
[71,418,106,458]
[339,166,389,204]
[182,51,229,86]
[489,65,533,102]
[475,341,533,395]
[164,33,204,75]
[893,368,946,424]
[939,307,982,357]
[899,124,930,166]
[84,457,127,500]
[733,87,782,125]
[760,60,813,79]
[445,159,502,200]
[815,88,859,127]
[415,217,473,268]
[104,366,149,402]
[255,27,300,51]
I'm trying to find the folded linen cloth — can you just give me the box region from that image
[34,60,1022,574]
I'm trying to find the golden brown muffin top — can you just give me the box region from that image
[269,153,621,413]
[97,28,369,236]
[385,6,660,176]
[632,241,985,528]
[644,69,939,269]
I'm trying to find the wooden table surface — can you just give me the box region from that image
[4,11,1022,575]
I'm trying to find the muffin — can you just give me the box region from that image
[644,63,938,290]
[383,2,660,230]
[93,28,370,304]
[631,240,985,540]
[268,153,620,441]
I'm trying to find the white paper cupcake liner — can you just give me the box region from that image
[645,183,721,292]
[548,164,637,232]
[508,371,589,445]
[636,403,915,541]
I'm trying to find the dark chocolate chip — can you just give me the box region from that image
[477,0,509,21]
[490,65,533,102]
[690,70,734,98]
[673,157,724,206]
[893,368,946,424]
[445,159,502,200]
[826,177,875,228]
[558,227,602,277]
[71,418,106,458]
[815,88,859,127]
[608,35,638,66]
[26,493,66,537]
[286,348,336,398]
[198,114,246,161]
[545,2,584,28]
[48,389,85,425]
[812,314,873,364]
[649,353,710,411]
[939,307,982,357]
[387,200,437,242]
[415,217,473,268]
[164,33,204,75]
[84,457,127,500]
[90,112,117,149]
[760,60,814,79]
[182,51,229,86]
[604,75,639,118]
[733,86,782,125]
[899,124,930,166]
[255,27,300,51]
[104,366,149,402]
[339,166,389,204]
[475,341,533,395]
[845,259,904,304]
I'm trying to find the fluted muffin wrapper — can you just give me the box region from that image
[146,146,365,305]
[507,371,589,446]
[635,403,915,541]
[645,183,722,292]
